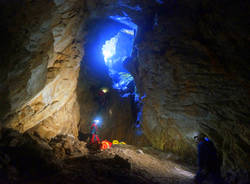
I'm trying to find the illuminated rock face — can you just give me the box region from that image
[0,0,84,139]
[133,0,250,170]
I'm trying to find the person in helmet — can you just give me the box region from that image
[98,88,109,107]
[194,133,223,184]
[90,119,100,144]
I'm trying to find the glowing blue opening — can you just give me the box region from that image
[102,36,118,66]
[102,15,137,94]
[101,14,145,133]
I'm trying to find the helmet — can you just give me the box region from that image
[194,133,207,142]
[93,119,100,124]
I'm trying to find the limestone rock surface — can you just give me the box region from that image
[0,0,85,139]
[133,0,250,171]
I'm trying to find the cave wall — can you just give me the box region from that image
[0,0,85,139]
[133,0,250,170]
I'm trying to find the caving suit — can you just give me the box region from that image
[90,123,100,144]
[195,138,223,184]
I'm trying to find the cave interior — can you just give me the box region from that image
[0,0,249,183]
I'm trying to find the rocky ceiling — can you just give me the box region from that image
[0,0,249,175]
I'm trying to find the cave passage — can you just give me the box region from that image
[99,14,144,133]
[101,15,137,96]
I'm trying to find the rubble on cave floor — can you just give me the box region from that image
[37,141,196,184]
[0,129,195,184]
[88,144,196,184]
[0,130,248,184]
[50,138,196,184]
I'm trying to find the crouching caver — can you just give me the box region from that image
[194,133,224,184]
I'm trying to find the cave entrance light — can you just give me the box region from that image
[101,14,145,128]
[102,15,137,94]
[102,36,118,67]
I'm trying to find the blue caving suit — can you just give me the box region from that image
[195,138,223,184]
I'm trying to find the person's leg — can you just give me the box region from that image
[96,135,100,143]
[195,169,207,184]
[91,134,96,143]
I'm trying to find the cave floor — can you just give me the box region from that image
[22,144,196,184]
[100,145,195,184]
[89,144,196,184]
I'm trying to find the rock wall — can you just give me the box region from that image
[0,0,85,139]
[134,0,250,170]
